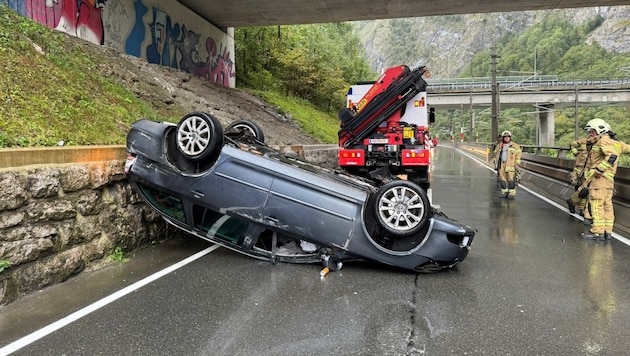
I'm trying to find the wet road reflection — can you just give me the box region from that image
[489,198,520,244]
[426,145,630,354]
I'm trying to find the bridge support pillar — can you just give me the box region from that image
[537,104,555,146]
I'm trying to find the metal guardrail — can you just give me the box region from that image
[427,77,630,91]
[460,142,630,236]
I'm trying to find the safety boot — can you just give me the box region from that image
[604,231,612,240]
[566,199,576,214]
[581,231,605,241]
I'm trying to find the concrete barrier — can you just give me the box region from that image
[0,146,127,170]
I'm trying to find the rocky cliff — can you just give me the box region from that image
[356,6,630,77]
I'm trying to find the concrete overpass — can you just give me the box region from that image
[426,78,630,145]
[182,0,630,28]
[428,79,630,110]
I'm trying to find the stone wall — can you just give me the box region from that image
[302,145,340,169]
[0,160,170,305]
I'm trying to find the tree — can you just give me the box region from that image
[235,23,375,112]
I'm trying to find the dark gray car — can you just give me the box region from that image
[125,112,475,272]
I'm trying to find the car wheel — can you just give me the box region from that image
[373,180,430,237]
[176,112,224,161]
[225,120,265,143]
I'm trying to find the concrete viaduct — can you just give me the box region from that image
[427,78,630,144]
[128,0,630,145]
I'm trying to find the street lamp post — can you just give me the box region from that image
[574,84,579,140]
[491,40,500,141]
[469,61,474,142]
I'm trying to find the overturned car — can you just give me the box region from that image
[125,112,475,272]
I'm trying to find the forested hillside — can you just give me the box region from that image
[352,6,630,145]
[355,6,630,78]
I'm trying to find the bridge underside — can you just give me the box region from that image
[182,0,630,28]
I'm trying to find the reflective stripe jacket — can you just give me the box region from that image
[493,141,522,172]
[585,133,629,189]
[569,136,597,179]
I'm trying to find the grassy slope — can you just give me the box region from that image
[0,6,338,148]
[251,90,339,143]
[0,6,166,147]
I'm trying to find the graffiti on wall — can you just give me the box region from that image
[4,0,235,87]
[6,0,106,45]
[175,25,234,86]
[144,7,179,68]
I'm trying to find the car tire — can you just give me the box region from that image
[373,180,430,237]
[176,112,224,162]
[225,120,265,143]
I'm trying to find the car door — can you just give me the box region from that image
[261,173,365,248]
[188,154,273,222]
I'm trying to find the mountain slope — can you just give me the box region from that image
[356,6,630,77]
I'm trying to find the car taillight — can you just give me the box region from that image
[125,154,136,174]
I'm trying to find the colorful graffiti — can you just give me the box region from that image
[123,0,146,57]
[174,25,234,86]
[6,0,107,45]
[3,0,235,87]
[144,7,179,68]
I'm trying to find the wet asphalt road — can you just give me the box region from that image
[2,145,630,355]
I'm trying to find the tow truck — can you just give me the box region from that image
[337,65,435,190]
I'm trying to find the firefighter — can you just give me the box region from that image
[565,129,598,216]
[493,130,522,199]
[581,118,629,241]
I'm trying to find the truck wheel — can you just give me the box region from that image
[373,180,430,237]
[225,120,265,143]
[176,112,224,162]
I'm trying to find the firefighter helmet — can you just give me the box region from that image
[501,130,512,137]
[585,119,609,135]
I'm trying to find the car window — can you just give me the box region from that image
[137,185,186,223]
[192,205,249,245]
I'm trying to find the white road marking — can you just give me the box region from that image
[0,244,221,356]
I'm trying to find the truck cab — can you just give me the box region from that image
[337,65,435,190]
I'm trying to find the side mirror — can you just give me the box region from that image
[428,107,436,124]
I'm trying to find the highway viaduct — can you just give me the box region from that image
[426,78,630,145]
[137,0,630,142]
